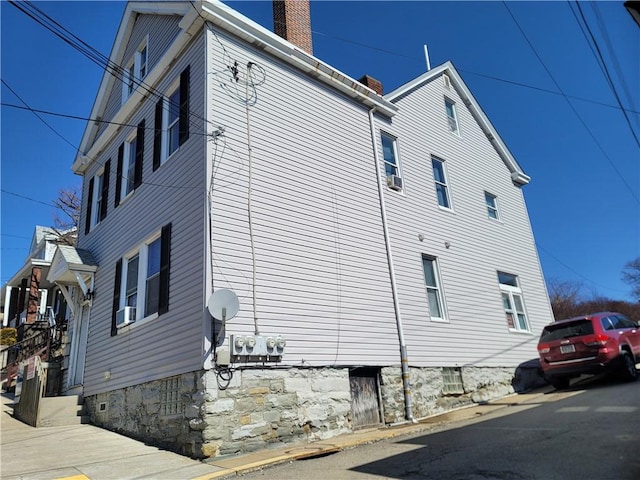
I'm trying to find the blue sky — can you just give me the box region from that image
[1,1,639,303]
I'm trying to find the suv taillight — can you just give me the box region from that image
[538,344,550,354]
[584,334,609,347]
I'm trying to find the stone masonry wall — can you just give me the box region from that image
[84,371,206,458]
[201,367,352,458]
[84,364,544,459]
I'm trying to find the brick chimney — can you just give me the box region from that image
[358,75,383,95]
[273,0,313,55]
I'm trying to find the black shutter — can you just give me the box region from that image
[111,259,122,337]
[100,159,110,221]
[134,119,145,189]
[153,98,163,171]
[179,66,190,146]
[115,143,124,207]
[85,177,94,235]
[158,223,171,315]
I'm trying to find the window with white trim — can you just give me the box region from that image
[111,223,171,336]
[153,66,191,170]
[85,159,110,234]
[432,156,452,209]
[121,237,160,320]
[422,255,447,321]
[381,132,399,177]
[122,39,149,101]
[485,191,499,220]
[498,271,530,332]
[445,98,459,134]
[123,135,138,197]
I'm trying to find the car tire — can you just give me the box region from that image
[549,377,570,390]
[620,352,638,382]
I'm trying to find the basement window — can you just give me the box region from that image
[442,367,464,394]
[160,376,181,416]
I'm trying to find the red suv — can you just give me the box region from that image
[537,312,640,389]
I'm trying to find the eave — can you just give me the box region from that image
[385,61,530,186]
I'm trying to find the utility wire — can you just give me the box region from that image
[1,79,80,155]
[502,2,639,205]
[572,1,640,148]
[1,189,59,208]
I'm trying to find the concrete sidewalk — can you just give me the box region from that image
[1,387,561,480]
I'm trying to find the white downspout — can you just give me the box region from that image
[367,107,415,423]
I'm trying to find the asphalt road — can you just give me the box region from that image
[237,376,640,480]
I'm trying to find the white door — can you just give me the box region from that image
[68,304,89,388]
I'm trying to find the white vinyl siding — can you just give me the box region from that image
[205,28,398,367]
[77,32,205,396]
[379,70,553,367]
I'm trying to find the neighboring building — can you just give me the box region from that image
[2,226,77,331]
[43,0,553,459]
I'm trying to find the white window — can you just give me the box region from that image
[445,98,459,134]
[123,135,137,197]
[498,272,530,332]
[381,132,399,177]
[122,39,149,101]
[164,86,181,160]
[432,156,452,209]
[121,236,162,321]
[91,172,104,228]
[422,256,447,321]
[485,191,499,220]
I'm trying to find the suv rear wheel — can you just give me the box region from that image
[620,352,638,382]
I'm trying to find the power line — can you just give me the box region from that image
[571,1,640,148]
[1,189,58,208]
[502,2,639,205]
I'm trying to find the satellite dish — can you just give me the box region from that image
[207,288,239,321]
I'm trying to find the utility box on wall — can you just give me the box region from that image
[230,334,285,362]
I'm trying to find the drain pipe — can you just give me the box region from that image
[367,107,415,423]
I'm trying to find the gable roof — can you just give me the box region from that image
[73,0,397,173]
[385,61,530,186]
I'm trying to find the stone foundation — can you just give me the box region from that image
[83,363,544,459]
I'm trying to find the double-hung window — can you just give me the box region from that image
[445,98,459,134]
[115,120,145,207]
[381,132,403,191]
[422,256,446,321]
[122,39,149,102]
[432,156,452,209]
[124,136,138,196]
[112,224,171,335]
[485,191,499,220]
[153,66,191,169]
[498,272,530,332]
[84,160,110,234]
[381,132,399,177]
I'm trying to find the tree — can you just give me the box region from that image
[621,257,640,302]
[51,185,81,245]
[547,279,583,320]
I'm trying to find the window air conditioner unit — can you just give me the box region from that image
[116,306,136,328]
[387,174,403,191]
[443,73,451,90]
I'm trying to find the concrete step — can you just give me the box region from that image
[38,395,89,427]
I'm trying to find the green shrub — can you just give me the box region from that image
[0,328,17,346]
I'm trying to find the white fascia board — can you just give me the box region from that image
[5,259,51,288]
[200,0,397,117]
[385,61,530,186]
